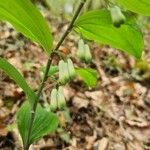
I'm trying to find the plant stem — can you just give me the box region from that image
[24,0,87,149]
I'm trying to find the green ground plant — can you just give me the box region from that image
[0,0,150,149]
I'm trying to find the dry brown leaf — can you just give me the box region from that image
[85,131,97,149]
[64,85,75,101]
[125,117,149,128]
[127,141,143,150]
[85,91,109,111]
[0,126,8,136]
[72,96,89,109]
[113,143,126,150]
[0,30,10,39]
[97,137,109,150]
[57,111,67,127]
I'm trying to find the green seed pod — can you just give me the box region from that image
[57,86,66,109]
[85,44,92,63]
[50,88,58,111]
[67,59,76,80]
[59,60,70,84]
[77,39,86,61]
[110,6,126,27]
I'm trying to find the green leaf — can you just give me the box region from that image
[41,65,59,77]
[117,0,150,16]
[74,10,144,58]
[17,102,59,147]
[0,0,53,52]
[76,68,97,87]
[0,58,36,104]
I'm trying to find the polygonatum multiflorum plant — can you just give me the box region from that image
[0,0,150,149]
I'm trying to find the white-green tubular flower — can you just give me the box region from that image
[77,39,92,63]
[77,39,86,61]
[50,88,58,111]
[67,59,76,80]
[59,60,70,84]
[57,86,66,109]
[85,44,92,63]
[110,6,126,27]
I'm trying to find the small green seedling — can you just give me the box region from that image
[131,60,150,81]
[0,0,149,149]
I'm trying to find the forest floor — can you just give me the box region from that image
[0,3,150,150]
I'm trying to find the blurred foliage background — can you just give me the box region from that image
[32,0,150,27]
[33,0,109,16]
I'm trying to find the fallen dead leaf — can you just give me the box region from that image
[72,96,89,109]
[125,117,149,128]
[113,143,126,150]
[85,131,97,149]
[85,91,109,111]
[0,126,7,136]
[94,137,109,150]
[127,141,143,150]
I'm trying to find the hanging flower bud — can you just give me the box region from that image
[85,44,92,63]
[57,86,66,109]
[67,59,76,80]
[59,60,70,84]
[50,88,58,111]
[77,39,86,61]
[110,6,126,27]
[77,39,92,63]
